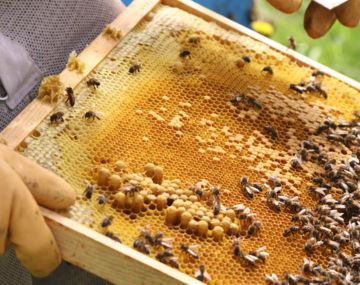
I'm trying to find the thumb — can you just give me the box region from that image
[1,144,75,209]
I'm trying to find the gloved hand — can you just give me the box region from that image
[267,0,360,38]
[0,144,75,277]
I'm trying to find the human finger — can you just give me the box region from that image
[304,1,337,38]
[335,0,360,27]
[0,161,61,277]
[0,144,75,209]
[267,0,303,13]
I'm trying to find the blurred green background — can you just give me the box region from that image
[255,0,360,82]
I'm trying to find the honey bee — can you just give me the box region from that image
[97,194,108,205]
[263,126,278,139]
[290,83,306,94]
[86,78,100,89]
[267,175,282,188]
[323,239,340,251]
[129,63,141,74]
[229,93,245,104]
[279,195,303,213]
[352,240,360,254]
[232,237,243,257]
[290,155,302,169]
[240,177,261,199]
[212,196,221,216]
[317,121,336,135]
[105,231,122,243]
[155,250,179,268]
[101,216,114,227]
[264,183,281,198]
[267,198,282,212]
[84,111,101,120]
[312,81,328,99]
[195,265,212,282]
[189,184,203,198]
[133,238,151,254]
[283,272,307,285]
[50,112,64,124]
[312,70,325,78]
[302,257,321,274]
[242,56,251,63]
[291,209,313,224]
[138,226,154,243]
[262,66,273,75]
[231,203,246,213]
[179,50,191,58]
[248,246,269,263]
[247,97,262,109]
[304,237,323,252]
[153,232,173,248]
[239,207,256,220]
[179,244,200,259]
[83,182,96,199]
[247,220,262,236]
[65,87,75,107]
[288,36,296,50]
[211,185,222,215]
[244,253,258,266]
[283,226,301,237]
[265,273,281,285]
[121,185,140,196]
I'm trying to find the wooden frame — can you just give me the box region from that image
[1,0,359,284]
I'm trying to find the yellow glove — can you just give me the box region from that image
[0,144,75,277]
[267,0,360,38]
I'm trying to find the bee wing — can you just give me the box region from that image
[162,237,173,242]
[273,186,282,193]
[245,255,258,264]
[256,246,267,252]
[189,244,201,249]
[249,186,260,193]
[232,204,245,211]
[203,271,212,281]
[278,195,289,201]
[220,204,227,211]
[194,268,201,278]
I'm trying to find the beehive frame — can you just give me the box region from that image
[1,0,360,284]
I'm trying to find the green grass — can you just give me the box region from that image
[255,0,360,81]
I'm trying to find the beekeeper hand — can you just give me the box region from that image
[0,143,76,277]
[267,0,360,38]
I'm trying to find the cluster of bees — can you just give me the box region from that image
[232,237,268,266]
[229,87,279,140]
[101,214,212,282]
[265,113,360,284]
[49,80,101,124]
[49,61,144,125]
[289,71,328,99]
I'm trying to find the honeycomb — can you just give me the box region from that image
[17,4,360,285]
